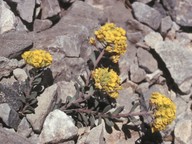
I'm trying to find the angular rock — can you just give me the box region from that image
[166,22,180,40]
[41,0,61,19]
[17,117,32,138]
[13,68,28,82]
[0,31,33,58]
[144,31,163,48]
[174,119,192,144]
[57,81,76,103]
[136,82,149,95]
[160,16,173,36]
[17,0,35,23]
[0,1,16,34]
[145,69,163,85]
[132,2,162,30]
[33,19,52,32]
[0,128,32,144]
[15,17,28,32]
[0,103,20,129]
[137,48,158,73]
[0,57,25,79]
[153,40,192,92]
[39,109,78,144]
[26,84,58,133]
[127,32,143,44]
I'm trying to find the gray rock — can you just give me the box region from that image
[166,22,180,40]
[132,2,162,30]
[41,0,61,19]
[17,0,36,23]
[33,19,52,32]
[160,16,173,36]
[57,81,76,103]
[0,31,33,58]
[144,31,163,48]
[0,57,25,79]
[136,0,153,3]
[26,84,58,133]
[136,82,149,95]
[0,128,32,144]
[145,69,163,85]
[85,124,105,144]
[39,109,78,144]
[13,68,28,82]
[0,1,16,34]
[174,119,192,144]
[130,61,146,83]
[0,103,20,129]
[154,40,192,92]
[137,48,158,73]
[17,117,32,138]
[127,32,143,44]
[15,17,28,32]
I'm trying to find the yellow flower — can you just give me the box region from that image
[22,49,52,68]
[92,68,122,98]
[89,37,96,45]
[149,92,176,133]
[94,23,127,63]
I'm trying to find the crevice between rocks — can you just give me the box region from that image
[149,49,185,95]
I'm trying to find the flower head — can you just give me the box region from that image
[149,92,176,133]
[92,68,122,98]
[91,23,127,63]
[22,49,52,68]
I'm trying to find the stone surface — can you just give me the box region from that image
[0,128,32,144]
[17,117,32,137]
[0,1,16,34]
[153,40,192,92]
[41,0,61,19]
[17,0,36,23]
[174,119,192,144]
[0,31,33,58]
[13,68,28,82]
[33,19,52,32]
[26,84,58,133]
[0,103,20,129]
[137,48,158,73]
[0,57,25,79]
[132,2,162,30]
[15,17,28,32]
[144,31,163,48]
[160,16,173,36]
[145,69,163,85]
[39,109,78,144]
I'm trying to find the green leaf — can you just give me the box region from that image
[89,114,95,128]
[112,106,124,115]
[66,96,73,104]
[98,116,102,125]
[77,122,83,128]
[81,113,89,126]
[18,95,26,103]
[103,105,112,113]
[29,99,38,105]
[32,77,42,86]
[129,102,140,113]
[90,51,96,66]
[104,118,114,127]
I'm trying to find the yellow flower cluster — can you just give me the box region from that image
[92,68,122,98]
[91,23,127,63]
[22,49,53,68]
[149,92,176,133]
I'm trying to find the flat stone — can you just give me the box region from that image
[15,17,28,32]
[41,0,61,19]
[39,109,78,144]
[132,2,162,30]
[144,31,163,48]
[160,16,173,36]
[137,48,158,73]
[0,1,16,34]
[13,68,28,82]
[17,117,32,137]
[17,0,35,23]
[26,84,58,133]
[33,19,52,32]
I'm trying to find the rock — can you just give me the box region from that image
[160,16,173,36]
[0,128,32,144]
[153,40,192,92]
[0,31,33,58]
[174,97,188,118]
[13,68,28,82]
[17,0,36,23]
[15,17,28,32]
[17,117,32,138]
[153,1,167,17]
[132,2,162,30]
[166,22,180,40]
[0,1,16,34]
[39,109,78,144]
[144,31,163,48]
[137,48,158,73]
[85,124,105,144]
[0,103,20,129]
[26,84,58,133]
[127,32,143,44]
[41,0,61,19]
[33,19,52,32]
[57,81,76,103]
[136,82,149,95]
[145,69,163,85]
[0,57,25,79]
[130,60,146,83]
[162,0,192,27]
[174,119,192,144]
[136,0,152,3]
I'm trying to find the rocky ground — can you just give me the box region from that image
[0,0,192,144]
